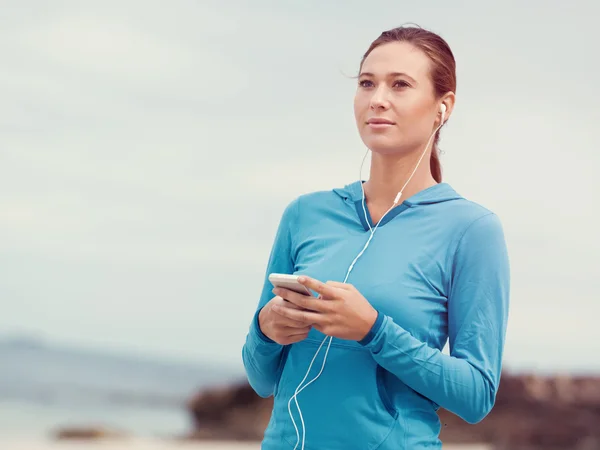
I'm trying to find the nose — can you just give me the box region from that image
[370,85,391,110]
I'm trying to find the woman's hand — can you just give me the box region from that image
[271,276,378,341]
[258,295,313,345]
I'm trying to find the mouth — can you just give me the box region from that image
[366,118,395,129]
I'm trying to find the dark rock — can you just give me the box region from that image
[186,382,273,441]
[185,372,600,448]
[52,425,128,440]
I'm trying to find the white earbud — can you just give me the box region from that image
[440,103,447,125]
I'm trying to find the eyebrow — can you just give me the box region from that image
[359,71,417,84]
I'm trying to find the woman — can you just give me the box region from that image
[242,25,510,450]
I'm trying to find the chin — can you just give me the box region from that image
[362,136,408,156]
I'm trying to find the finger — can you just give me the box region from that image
[273,288,329,313]
[297,276,340,299]
[273,295,305,310]
[271,301,312,327]
[281,331,310,345]
[271,302,314,326]
[276,313,313,329]
[272,303,322,325]
[282,326,311,336]
[325,281,354,291]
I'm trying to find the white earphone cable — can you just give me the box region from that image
[288,108,446,450]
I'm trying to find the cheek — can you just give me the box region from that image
[392,95,421,117]
[394,97,432,129]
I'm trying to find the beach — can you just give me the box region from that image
[0,438,259,450]
[0,438,492,450]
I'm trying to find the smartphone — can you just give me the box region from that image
[268,273,313,296]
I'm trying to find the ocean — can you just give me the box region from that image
[0,338,243,439]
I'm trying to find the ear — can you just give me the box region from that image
[439,92,456,125]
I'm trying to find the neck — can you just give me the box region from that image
[363,150,437,207]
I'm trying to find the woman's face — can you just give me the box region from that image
[354,41,441,156]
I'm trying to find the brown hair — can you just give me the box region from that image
[359,25,456,183]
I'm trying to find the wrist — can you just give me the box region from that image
[254,306,276,344]
[258,306,268,331]
[358,308,384,346]
[357,307,377,340]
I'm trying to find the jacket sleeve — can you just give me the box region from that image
[241,198,299,398]
[359,212,510,423]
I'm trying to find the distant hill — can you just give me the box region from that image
[0,334,47,349]
[0,333,241,377]
[0,334,244,410]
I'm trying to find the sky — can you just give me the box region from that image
[0,0,598,375]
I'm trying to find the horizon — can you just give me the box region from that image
[1,332,598,377]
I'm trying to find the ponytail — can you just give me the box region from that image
[430,144,442,183]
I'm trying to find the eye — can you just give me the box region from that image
[358,79,374,88]
[393,80,411,88]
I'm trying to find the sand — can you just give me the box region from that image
[0,438,492,450]
[0,439,258,450]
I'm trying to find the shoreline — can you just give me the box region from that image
[0,438,259,450]
[0,437,492,450]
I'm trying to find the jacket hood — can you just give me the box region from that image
[333,180,463,206]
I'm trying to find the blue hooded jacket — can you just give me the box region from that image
[242,181,510,449]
